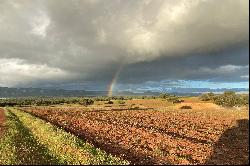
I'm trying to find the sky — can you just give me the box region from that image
[0,0,249,92]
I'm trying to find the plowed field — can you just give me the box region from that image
[21,104,249,165]
[0,108,5,136]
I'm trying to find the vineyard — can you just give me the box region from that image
[0,98,249,165]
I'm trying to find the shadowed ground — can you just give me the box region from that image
[206,119,249,165]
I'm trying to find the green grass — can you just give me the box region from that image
[0,109,59,165]
[0,110,17,164]
[0,108,129,165]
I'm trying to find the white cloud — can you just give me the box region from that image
[0,58,73,87]
[199,65,249,74]
[241,75,249,79]
[30,11,50,38]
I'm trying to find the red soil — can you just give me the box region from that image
[21,106,249,165]
[0,108,6,136]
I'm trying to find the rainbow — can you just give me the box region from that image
[107,64,124,97]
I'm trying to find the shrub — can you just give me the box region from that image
[200,92,215,101]
[117,100,125,104]
[79,99,94,106]
[159,93,171,99]
[180,106,192,109]
[167,96,183,104]
[213,91,248,107]
[241,95,249,105]
[106,100,113,104]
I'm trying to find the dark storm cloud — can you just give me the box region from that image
[0,0,248,88]
[117,47,249,84]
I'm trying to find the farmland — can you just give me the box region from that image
[0,108,6,136]
[0,97,249,165]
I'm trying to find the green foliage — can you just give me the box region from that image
[0,109,60,165]
[117,100,125,104]
[159,93,171,99]
[241,95,249,105]
[199,91,249,107]
[200,92,215,101]
[106,101,114,104]
[93,95,157,101]
[78,98,94,106]
[138,96,156,99]
[212,91,249,107]
[166,96,184,104]
[0,97,94,107]
[93,96,127,101]
[158,93,183,103]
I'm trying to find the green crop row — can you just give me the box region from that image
[0,108,129,165]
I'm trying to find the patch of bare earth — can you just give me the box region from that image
[0,108,6,136]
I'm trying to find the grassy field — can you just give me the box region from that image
[0,97,249,165]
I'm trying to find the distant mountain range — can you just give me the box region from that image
[163,87,249,94]
[0,87,248,98]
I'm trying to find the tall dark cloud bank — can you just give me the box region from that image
[0,0,249,91]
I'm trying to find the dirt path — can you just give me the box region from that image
[0,108,6,136]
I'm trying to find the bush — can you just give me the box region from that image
[159,93,171,99]
[117,100,125,104]
[106,100,113,104]
[180,106,192,109]
[167,96,183,104]
[213,91,248,107]
[79,99,94,106]
[241,95,249,105]
[200,92,215,101]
